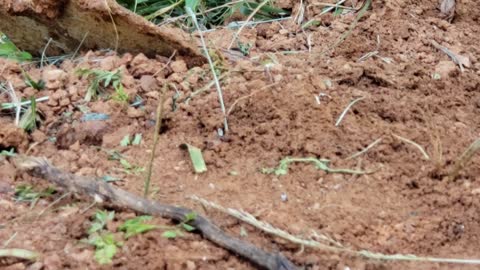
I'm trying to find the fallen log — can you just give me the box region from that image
[0,0,204,66]
[15,156,298,270]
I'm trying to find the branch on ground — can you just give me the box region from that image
[14,155,298,270]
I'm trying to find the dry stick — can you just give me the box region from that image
[449,138,480,180]
[335,97,364,127]
[327,0,371,52]
[227,0,270,50]
[346,137,383,160]
[104,0,119,52]
[15,156,297,270]
[144,85,167,198]
[392,134,430,160]
[191,196,480,265]
[0,248,38,261]
[431,40,465,72]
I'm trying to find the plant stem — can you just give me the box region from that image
[144,85,167,197]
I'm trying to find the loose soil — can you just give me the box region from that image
[2,0,480,269]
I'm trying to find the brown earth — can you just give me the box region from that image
[1,0,480,269]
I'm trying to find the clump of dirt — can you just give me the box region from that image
[2,0,480,269]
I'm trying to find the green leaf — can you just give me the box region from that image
[99,175,122,182]
[162,231,178,239]
[182,223,195,232]
[0,148,15,157]
[184,212,197,222]
[120,135,131,146]
[120,159,132,169]
[180,144,207,173]
[0,33,32,62]
[185,0,199,12]
[119,216,157,239]
[132,133,142,145]
[89,233,121,265]
[89,210,115,234]
[18,97,38,132]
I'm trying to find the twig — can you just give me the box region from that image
[335,97,365,127]
[392,134,430,160]
[346,137,383,160]
[2,232,17,248]
[227,0,270,50]
[0,248,38,261]
[328,0,371,52]
[187,7,228,133]
[104,0,119,52]
[71,32,89,61]
[36,191,72,218]
[1,96,49,110]
[431,40,465,72]
[449,138,480,180]
[153,50,176,77]
[144,84,167,197]
[15,156,298,270]
[192,196,480,265]
[41,38,53,68]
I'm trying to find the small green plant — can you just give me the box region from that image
[14,185,55,207]
[120,135,131,147]
[85,210,122,265]
[111,84,129,103]
[18,97,40,132]
[119,216,158,239]
[119,158,145,175]
[88,210,115,234]
[76,68,122,102]
[237,41,252,56]
[161,212,197,239]
[0,148,16,157]
[22,70,45,90]
[0,33,32,62]
[87,232,122,265]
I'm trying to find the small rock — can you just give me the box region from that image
[435,60,457,78]
[170,60,188,73]
[0,160,16,184]
[31,129,47,143]
[0,123,29,151]
[472,188,480,195]
[51,90,68,101]
[59,98,71,107]
[139,75,158,92]
[69,141,81,152]
[311,76,327,90]
[99,55,118,71]
[185,260,196,270]
[42,69,67,90]
[127,107,145,118]
[43,253,62,270]
[168,73,183,83]
[23,87,37,97]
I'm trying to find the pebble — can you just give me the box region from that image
[139,75,157,92]
[435,60,457,78]
[42,69,67,90]
[127,107,145,118]
[170,60,188,73]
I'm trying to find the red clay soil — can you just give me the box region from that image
[1,0,480,269]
